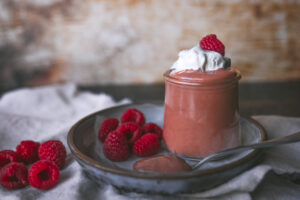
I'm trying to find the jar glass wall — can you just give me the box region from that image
[163,69,241,157]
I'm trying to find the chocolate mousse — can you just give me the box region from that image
[133,154,192,173]
[163,34,241,157]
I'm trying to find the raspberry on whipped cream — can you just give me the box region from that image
[200,34,225,56]
[170,34,230,74]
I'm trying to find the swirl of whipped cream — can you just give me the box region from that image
[170,45,231,74]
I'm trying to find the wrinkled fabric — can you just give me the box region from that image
[0,84,299,200]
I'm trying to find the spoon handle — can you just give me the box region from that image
[258,131,300,146]
[192,131,300,169]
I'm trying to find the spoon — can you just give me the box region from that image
[187,131,300,170]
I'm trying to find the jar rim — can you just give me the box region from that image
[163,68,241,87]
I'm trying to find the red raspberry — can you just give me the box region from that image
[116,122,142,144]
[103,131,130,162]
[0,162,28,189]
[200,34,225,56]
[38,140,67,169]
[98,118,119,142]
[16,140,40,164]
[0,150,22,169]
[121,108,145,126]
[142,123,163,139]
[133,133,161,157]
[28,160,60,190]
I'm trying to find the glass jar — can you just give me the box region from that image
[163,68,241,157]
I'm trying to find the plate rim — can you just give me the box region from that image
[67,103,267,180]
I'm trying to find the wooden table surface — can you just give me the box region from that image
[79,80,300,117]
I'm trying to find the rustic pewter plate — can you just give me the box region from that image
[67,103,267,194]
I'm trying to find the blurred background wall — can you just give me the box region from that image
[0,0,299,91]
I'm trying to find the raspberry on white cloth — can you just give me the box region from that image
[16,141,40,164]
[28,160,59,190]
[0,162,28,189]
[0,150,22,169]
[38,140,67,169]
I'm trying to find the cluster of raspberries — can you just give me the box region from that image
[98,108,163,162]
[0,140,66,190]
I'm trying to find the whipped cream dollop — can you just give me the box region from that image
[170,45,231,74]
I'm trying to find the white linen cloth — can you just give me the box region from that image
[0,84,299,200]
